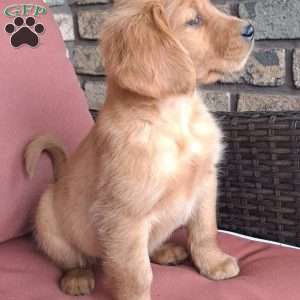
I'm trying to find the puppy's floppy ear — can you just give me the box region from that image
[101,2,196,99]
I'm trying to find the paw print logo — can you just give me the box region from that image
[5,17,45,48]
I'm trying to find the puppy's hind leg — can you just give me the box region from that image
[149,221,188,266]
[35,187,95,296]
[151,242,188,266]
[60,268,95,296]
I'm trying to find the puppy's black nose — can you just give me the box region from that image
[241,24,255,40]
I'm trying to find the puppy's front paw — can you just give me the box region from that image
[60,268,95,296]
[195,253,240,281]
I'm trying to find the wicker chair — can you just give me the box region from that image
[216,112,300,248]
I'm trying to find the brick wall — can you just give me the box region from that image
[48,0,300,112]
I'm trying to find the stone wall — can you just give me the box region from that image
[48,0,300,112]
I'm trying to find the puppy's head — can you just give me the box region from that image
[167,0,254,84]
[101,0,254,98]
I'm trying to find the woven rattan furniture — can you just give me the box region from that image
[216,112,300,247]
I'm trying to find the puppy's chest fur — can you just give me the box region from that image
[153,94,222,178]
[146,94,222,226]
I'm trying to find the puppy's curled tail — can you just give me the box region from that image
[24,135,67,181]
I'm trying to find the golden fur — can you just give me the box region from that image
[25,0,254,299]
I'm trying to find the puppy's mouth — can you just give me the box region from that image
[210,69,226,77]
[199,69,226,85]
[199,46,254,85]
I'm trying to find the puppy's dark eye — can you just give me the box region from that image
[186,16,202,27]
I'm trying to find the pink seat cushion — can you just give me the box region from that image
[0,231,300,300]
[0,0,93,242]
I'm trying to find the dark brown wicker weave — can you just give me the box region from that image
[215,112,300,248]
[91,110,300,247]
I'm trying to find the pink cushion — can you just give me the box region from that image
[1,231,300,300]
[0,0,93,242]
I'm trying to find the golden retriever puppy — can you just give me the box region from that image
[25,0,254,299]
